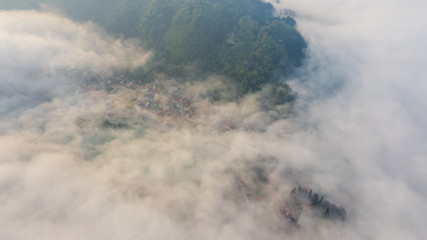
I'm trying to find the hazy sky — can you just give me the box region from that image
[1,0,427,239]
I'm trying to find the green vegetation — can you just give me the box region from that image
[1,0,306,97]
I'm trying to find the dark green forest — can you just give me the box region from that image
[1,0,306,96]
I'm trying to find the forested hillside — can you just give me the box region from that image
[1,0,306,95]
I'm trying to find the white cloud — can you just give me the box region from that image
[1,1,427,239]
[267,0,427,238]
[0,10,150,126]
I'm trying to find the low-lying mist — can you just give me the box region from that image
[1,1,427,239]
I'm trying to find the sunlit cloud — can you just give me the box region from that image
[1,1,427,238]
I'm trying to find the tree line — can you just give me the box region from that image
[1,0,306,98]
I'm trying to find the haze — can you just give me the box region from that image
[0,0,426,239]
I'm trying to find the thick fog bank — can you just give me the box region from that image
[269,0,427,239]
[1,0,427,239]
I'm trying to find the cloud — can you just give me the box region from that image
[0,10,150,127]
[267,0,427,239]
[1,1,427,239]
